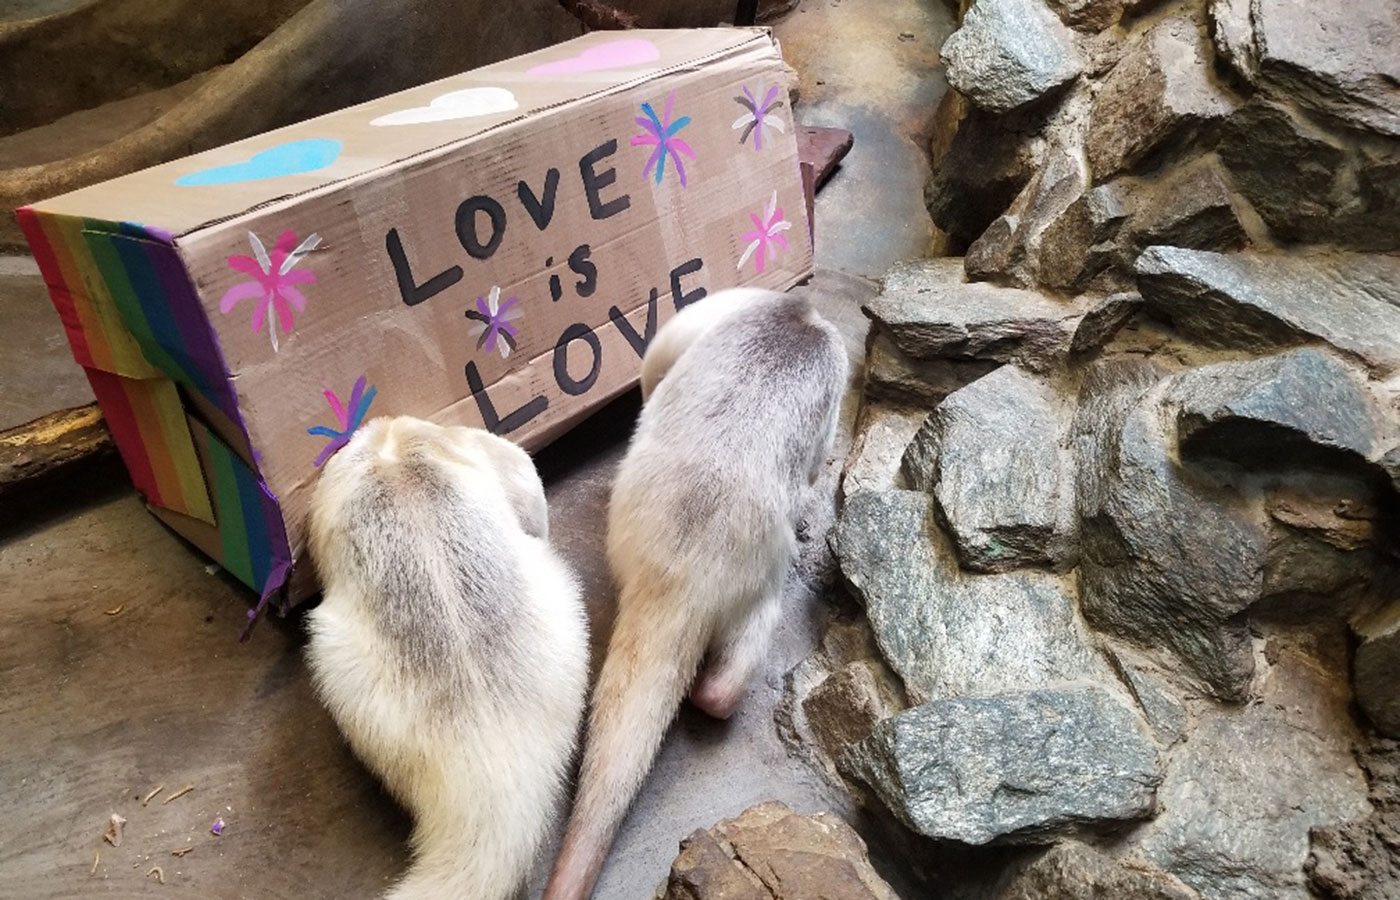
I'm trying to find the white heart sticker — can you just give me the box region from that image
[371,87,519,126]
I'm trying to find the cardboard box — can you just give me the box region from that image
[18,27,813,607]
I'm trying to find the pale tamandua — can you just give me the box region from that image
[543,289,848,900]
[305,416,588,900]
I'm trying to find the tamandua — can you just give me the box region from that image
[543,289,848,900]
[305,416,588,900]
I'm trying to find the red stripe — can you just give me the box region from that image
[16,207,94,367]
[85,369,163,505]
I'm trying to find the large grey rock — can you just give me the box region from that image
[1218,101,1400,251]
[941,0,1082,114]
[842,402,928,497]
[1210,0,1400,138]
[1135,247,1400,375]
[1087,16,1236,180]
[841,688,1161,845]
[966,141,1089,288]
[1075,359,1266,701]
[1044,0,1126,33]
[863,328,999,407]
[901,366,1076,571]
[1041,156,1252,293]
[926,93,1046,244]
[835,490,1114,704]
[1038,183,1132,293]
[1168,348,1383,470]
[994,841,1201,900]
[1071,292,1142,354]
[1135,639,1370,899]
[1354,604,1400,738]
[656,802,901,900]
[867,259,1091,372]
[1125,157,1251,256]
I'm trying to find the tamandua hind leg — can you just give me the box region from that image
[689,590,784,720]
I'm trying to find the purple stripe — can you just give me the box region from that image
[142,239,242,421]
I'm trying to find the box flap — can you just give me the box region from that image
[25,29,771,239]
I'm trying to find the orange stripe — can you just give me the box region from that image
[40,215,114,373]
[44,215,160,378]
[123,380,183,510]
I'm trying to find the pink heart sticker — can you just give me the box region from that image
[527,38,660,75]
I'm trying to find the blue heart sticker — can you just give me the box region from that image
[176,138,343,187]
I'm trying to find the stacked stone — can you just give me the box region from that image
[788,1,1400,897]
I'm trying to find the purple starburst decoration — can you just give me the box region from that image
[732,84,786,151]
[307,375,376,467]
[631,92,696,187]
[465,285,524,359]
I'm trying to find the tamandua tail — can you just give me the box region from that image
[541,580,709,900]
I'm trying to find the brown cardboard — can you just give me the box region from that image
[18,27,813,605]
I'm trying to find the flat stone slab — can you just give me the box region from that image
[1135,247,1400,375]
[902,365,1076,571]
[1168,347,1384,470]
[834,489,1112,704]
[842,687,1161,846]
[867,258,1090,371]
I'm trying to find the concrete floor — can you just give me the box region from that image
[0,2,952,897]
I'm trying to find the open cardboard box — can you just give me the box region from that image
[17,27,814,610]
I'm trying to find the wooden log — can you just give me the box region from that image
[0,404,114,501]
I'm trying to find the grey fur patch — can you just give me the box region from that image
[336,444,529,709]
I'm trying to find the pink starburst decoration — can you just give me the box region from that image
[219,229,320,353]
[737,191,792,275]
[308,376,376,467]
[631,92,696,187]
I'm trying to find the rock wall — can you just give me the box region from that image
[779,1,1400,898]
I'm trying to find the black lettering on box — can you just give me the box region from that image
[517,169,560,231]
[455,195,507,260]
[465,360,547,435]
[553,324,602,396]
[386,228,462,307]
[670,257,706,310]
[568,244,597,298]
[610,288,659,359]
[579,140,631,220]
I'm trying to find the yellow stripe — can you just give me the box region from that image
[150,380,215,524]
[51,216,159,379]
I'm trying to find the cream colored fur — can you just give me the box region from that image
[544,289,848,900]
[306,417,588,900]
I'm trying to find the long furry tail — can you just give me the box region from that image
[542,583,708,900]
[385,727,571,900]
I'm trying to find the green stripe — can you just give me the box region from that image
[208,438,255,588]
[82,224,185,385]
